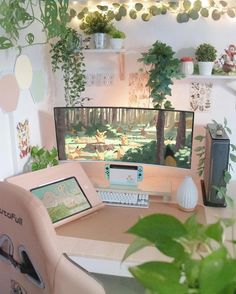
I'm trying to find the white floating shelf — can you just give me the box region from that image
[82,48,126,54]
[184,74,236,80]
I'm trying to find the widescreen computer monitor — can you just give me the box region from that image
[54,107,194,169]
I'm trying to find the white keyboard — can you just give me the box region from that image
[96,188,149,208]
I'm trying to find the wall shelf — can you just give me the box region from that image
[79,49,126,80]
[184,74,236,80]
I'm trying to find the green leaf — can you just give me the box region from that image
[183,0,191,10]
[212,9,221,21]
[119,5,127,17]
[184,259,201,287]
[0,36,13,49]
[128,214,187,243]
[135,3,143,12]
[230,144,236,151]
[70,9,77,18]
[141,13,151,21]
[205,221,223,243]
[177,12,189,23]
[189,9,199,20]
[201,8,209,17]
[200,248,236,294]
[122,237,151,262]
[195,135,205,142]
[230,153,236,162]
[129,9,137,19]
[193,0,202,11]
[219,1,228,7]
[227,8,235,18]
[194,146,205,152]
[224,171,231,184]
[155,238,186,259]
[129,262,187,293]
[25,33,34,45]
[149,6,161,16]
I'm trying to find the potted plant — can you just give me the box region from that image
[80,11,113,49]
[108,27,126,50]
[138,41,182,109]
[123,212,236,293]
[29,146,59,171]
[195,43,217,75]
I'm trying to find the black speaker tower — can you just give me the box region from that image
[201,124,230,207]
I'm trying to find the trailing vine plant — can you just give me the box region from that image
[138,41,182,109]
[0,0,87,106]
[75,1,236,24]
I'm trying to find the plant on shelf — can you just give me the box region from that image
[108,25,126,49]
[138,41,182,109]
[50,28,87,106]
[123,212,236,294]
[80,11,113,49]
[30,146,59,172]
[0,1,87,106]
[195,43,217,75]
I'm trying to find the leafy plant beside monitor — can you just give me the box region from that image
[30,146,59,172]
[138,41,182,109]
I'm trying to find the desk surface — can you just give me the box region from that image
[56,201,206,244]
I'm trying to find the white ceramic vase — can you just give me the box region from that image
[198,61,214,76]
[177,176,198,211]
[181,61,194,75]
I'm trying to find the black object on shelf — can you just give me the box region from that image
[201,123,230,207]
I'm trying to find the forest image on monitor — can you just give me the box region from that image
[54,107,194,169]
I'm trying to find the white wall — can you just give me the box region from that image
[0,8,236,181]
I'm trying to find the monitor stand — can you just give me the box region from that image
[104,164,143,188]
[102,164,171,201]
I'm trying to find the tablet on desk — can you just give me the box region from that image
[6,162,105,227]
[30,177,92,224]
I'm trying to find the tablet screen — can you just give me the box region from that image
[30,177,91,223]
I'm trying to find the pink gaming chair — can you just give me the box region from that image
[0,181,105,294]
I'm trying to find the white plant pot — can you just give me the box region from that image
[176,176,198,211]
[94,33,106,49]
[110,38,124,50]
[198,61,214,76]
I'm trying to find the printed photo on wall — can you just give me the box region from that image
[189,82,213,112]
[128,72,150,107]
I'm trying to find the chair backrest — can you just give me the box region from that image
[0,181,105,294]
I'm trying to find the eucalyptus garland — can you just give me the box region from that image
[75,0,236,23]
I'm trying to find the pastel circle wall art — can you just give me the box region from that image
[14,54,33,90]
[0,74,20,112]
[30,70,45,103]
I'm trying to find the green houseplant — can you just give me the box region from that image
[123,212,236,294]
[80,11,113,49]
[108,26,126,49]
[195,43,217,75]
[138,41,182,109]
[30,146,59,171]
